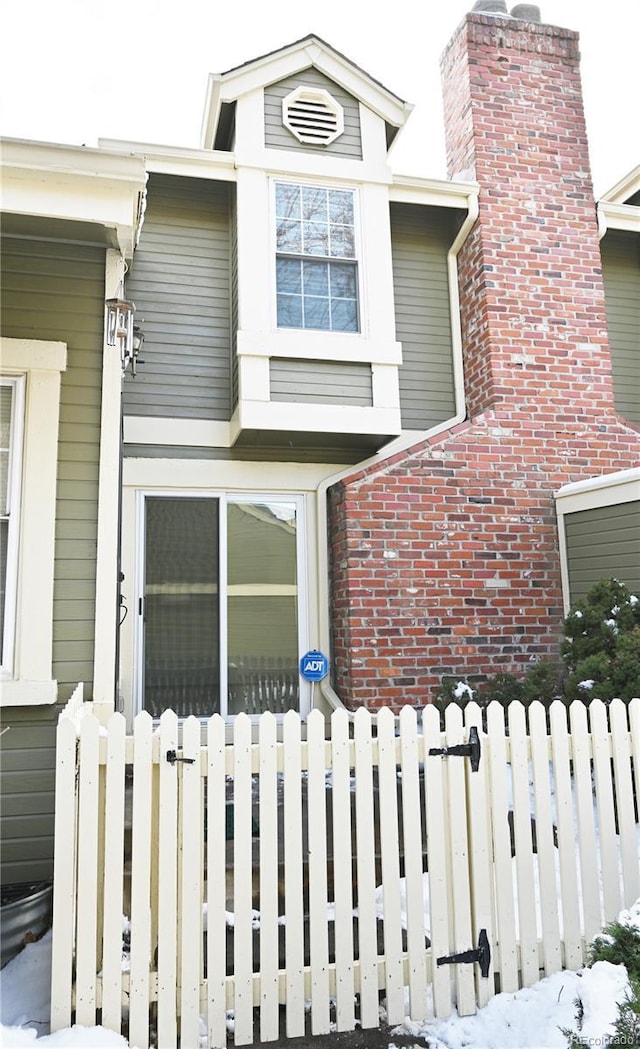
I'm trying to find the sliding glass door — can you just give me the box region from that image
[138,493,304,718]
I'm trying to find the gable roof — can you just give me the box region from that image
[200,34,413,151]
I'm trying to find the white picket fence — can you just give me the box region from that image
[50,698,640,1047]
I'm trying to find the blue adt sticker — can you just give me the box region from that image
[299,650,329,681]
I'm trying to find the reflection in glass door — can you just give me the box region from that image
[142,496,220,718]
[227,500,299,715]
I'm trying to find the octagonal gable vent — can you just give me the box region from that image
[282,86,344,146]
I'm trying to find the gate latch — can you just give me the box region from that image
[166,750,196,765]
[428,725,481,772]
[437,928,491,978]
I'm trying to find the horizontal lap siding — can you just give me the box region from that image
[270,358,372,405]
[123,175,232,420]
[565,500,640,601]
[1,237,105,882]
[264,67,362,158]
[601,231,640,426]
[390,204,456,430]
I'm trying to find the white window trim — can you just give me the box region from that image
[133,488,310,721]
[1,376,25,677]
[272,177,363,336]
[1,337,67,705]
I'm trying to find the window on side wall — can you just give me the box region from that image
[275,181,359,333]
[0,376,24,677]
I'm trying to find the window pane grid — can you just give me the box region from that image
[276,256,358,333]
[275,182,359,332]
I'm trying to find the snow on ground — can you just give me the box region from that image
[1,906,638,1049]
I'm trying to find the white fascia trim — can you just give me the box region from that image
[123,457,343,491]
[237,330,403,365]
[1,139,146,258]
[234,400,401,437]
[600,164,640,204]
[389,176,480,210]
[597,201,640,238]
[0,138,147,183]
[201,40,411,149]
[98,139,237,182]
[554,467,640,512]
[124,416,233,448]
[1,337,67,706]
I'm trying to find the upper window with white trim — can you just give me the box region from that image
[0,376,24,677]
[275,182,359,333]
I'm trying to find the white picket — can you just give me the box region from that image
[609,699,639,905]
[179,716,203,1047]
[330,708,356,1031]
[398,706,428,1020]
[353,707,380,1029]
[50,715,79,1032]
[549,701,583,970]
[101,713,127,1033]
[507,702,539,986]
[233,713,256,1046]
[283,710,305,1037]
[128,712,153,1049]
[590,700,622,921]
[569,701,601,943]
[54,696,639,1049]
[306,709,331,1035]
[377,707,405,1025]
[444,703,475,1016]
[528,702,561,976]
[422,703,452,1018]
[206,715,228,1049]
[258,712,280,1042]
[485,702,518,993]
[157,710,179,1048]
[75,713,100,1026]
[463,702,494,1008]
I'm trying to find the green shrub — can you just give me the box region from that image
[563,915,640,1047]
[563,580,640,702]
[438,579,640,708]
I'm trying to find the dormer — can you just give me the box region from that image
[200,36,414,449]
[201,34,412,162]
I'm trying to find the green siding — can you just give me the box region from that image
[390,203,457,430]
[601,231,640,426]
[124,174,232,420]
[1,237,104,701]
[565,500,640,603]
[264,67,362,159]
[270,358,372,406]
[1,236,104,883]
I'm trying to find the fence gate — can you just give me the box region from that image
[50,697,640,1047]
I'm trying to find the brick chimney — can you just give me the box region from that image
[326,7,639,710]
[440,7,616,421]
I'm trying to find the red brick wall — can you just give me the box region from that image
[328,12,640,709]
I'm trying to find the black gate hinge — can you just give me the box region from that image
[429,725,481,771]
[166,750,196,765]
[437,928,491,978]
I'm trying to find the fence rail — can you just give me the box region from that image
[50,698,640,1047]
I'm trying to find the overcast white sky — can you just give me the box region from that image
[1,0,638,196]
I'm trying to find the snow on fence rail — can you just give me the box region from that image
[50,698,640,1048]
